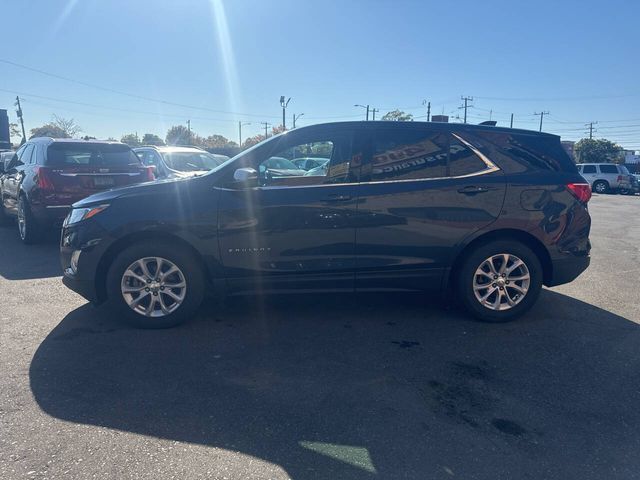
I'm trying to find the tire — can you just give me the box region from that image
[105,241,205,328]
[457,240,543,323]
[17,195,41,244]
[0,199,10,226]
[592,180,609,194]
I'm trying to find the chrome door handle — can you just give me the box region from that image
[457,186,489,195]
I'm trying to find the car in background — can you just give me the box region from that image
[0,138,154,244]
[292,157,329,171]
[60,121,591,328]
[577,163,633,194]
[258,156,307,177]
[628,174,640,195]
[0,151,15,175]
[134,145,229,179]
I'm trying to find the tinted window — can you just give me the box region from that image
[600,164,618,174]
[448,136,487,176]
[46,143,140,167]
[370,129,448,181]
[582,165,596,174]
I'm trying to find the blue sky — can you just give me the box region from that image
[2,0,639,149]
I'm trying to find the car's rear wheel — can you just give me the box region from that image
[457,240,543,322]
[593,180,609,194]
[106,241,205,328]
[17,195,41,244]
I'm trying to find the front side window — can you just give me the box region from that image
[258,138,352,185]
[582,165,596,174]
[599,164,618,174]
[369,130,448,181]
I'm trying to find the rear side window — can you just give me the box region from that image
[370,129,448,181]
[582,165,596,174]
[599,164,618,174]
[449,137,488,176]
[46,143,141,167]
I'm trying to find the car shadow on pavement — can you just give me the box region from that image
[30,291,640,480]
[0,225,61,280]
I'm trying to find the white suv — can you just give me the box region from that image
[577,163,633,194]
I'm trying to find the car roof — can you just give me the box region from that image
[288,120,560,138]
[28,137,128,146]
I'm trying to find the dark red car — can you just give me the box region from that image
[0,138,154,243]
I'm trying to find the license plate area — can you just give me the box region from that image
[93,176,114,187]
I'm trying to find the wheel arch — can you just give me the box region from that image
[94,231,215,304]
[446,228,553,291]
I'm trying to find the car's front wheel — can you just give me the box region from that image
[592,180,609,194]
[457,240,543,322]
[106,241,205,328]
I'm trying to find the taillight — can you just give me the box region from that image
[35,167,55,190]
[617,175,624,183]
[566,183,591,204]
[143,166,155,181]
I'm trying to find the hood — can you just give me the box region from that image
[72,175,202,208]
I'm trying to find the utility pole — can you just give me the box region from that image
[371,108,379,121]
[261,122,270,138]
[585,121,597,139]
[238,121,250,146]
[534,111,549,132]
[422,100,431,121]
[14,96,26,145]
[292,113,304,128]
[280,96,291,130]
[460,96,473,123]
[510,113,514,128]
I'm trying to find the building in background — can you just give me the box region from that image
[623,149,640,164]
[0,109,10,150]
[561,140,575,162]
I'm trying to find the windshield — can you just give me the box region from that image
[46,143,140,167]
[162,151,227,172]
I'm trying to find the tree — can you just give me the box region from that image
[30,123,69,139]
[381,110,414,122]
[574,138,623,164]
[200,134,237,149]
[121,133,142,147]
[166,125,193,145]
[242,134,266,149]
[52,115,82,137]
[141,133,165,146]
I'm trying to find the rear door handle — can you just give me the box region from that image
[326,194,352,202]
[457,186,489,195]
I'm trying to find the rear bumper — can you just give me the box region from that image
[546,255,590,287]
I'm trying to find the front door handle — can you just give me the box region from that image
[326,194,352,202]
[457,186,489,195]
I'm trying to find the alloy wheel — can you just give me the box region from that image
[17,199,26,240]
[121,257,187,317]
[473,253,530,311]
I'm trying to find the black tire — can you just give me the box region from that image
[592,180,609,194]
[457,240,543,323]
[17,195,41,244]
[105,241,205,329]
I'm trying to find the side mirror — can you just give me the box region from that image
[233,167,258,184]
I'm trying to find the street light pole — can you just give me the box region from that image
[238,121,251,146]
[14,96,26,145]
[280,96,291,130]
[354,104,369,121]
[293,113,304,128]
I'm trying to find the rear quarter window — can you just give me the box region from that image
[599,164,618,174]
[46,143,141,167]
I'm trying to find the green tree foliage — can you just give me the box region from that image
[120,133,142,147]
[30,123,69,139]
[574,138,623,164]
[141,133,165,146]
[381,110,414,122]
[166,125,193,145]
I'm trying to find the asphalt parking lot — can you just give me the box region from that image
[1,194,639,480]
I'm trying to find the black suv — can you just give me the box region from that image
[60,122,591,328]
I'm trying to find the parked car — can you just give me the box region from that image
[0,151,15,175]
[577,163,633,194]
[292,157,330,171]
[0,138,154,244]
[258,156,307,177]
[60,121,591,328]
[134,145,229,179]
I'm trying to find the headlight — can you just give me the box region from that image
[64,204,110,226]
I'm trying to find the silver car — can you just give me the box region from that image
[134,146,229,179]
[577,163,633,194]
